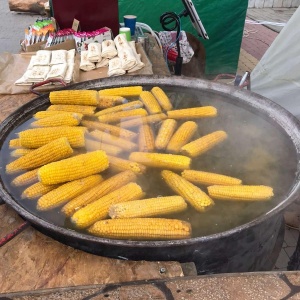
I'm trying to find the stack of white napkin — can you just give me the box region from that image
[50,50,67,65]
[15,49,76,85]
[65,49,75,83]
[46,64,68,80]
[80,37,145,76]
[111,34,145,76]
[108,57,126,77]
[80,40,118,71]
[34,50,51,66]
[87,43,102,62]
[127,41,145,73]
[101,40,118,59]
[79,51,96,71]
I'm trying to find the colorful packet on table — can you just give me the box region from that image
[74,27,111,53]
[24,18,55,46]
[45,28,76,47]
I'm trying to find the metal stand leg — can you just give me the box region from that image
[287,230,300,270]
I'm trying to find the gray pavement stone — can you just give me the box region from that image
[247,7,297,32]
[0,1,40,54]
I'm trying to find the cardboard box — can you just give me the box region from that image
[23,39,76,52]
[46,39,76,51]
[22,41,46,52]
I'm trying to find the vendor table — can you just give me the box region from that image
[0,37,182,294]
[0,197,185,293]
[1,36,300,297]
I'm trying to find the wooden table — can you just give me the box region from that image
[1,35,299,298]
[0,38,189,294]
[0,32,215,293]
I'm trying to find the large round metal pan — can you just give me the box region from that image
[1,75,300,274]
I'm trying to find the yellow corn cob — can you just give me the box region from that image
[108,155,147,174]
[97,95,126,109]
[61,170,137,217]
[71,182,144,228]
[31,113,83,127]
[109,196,187,219]
[9,138,22,149]
[181,130,227,158]
[99,86,143,97]
[38,150,109,185]
[85,138,123,156]
[11,148,34,157]
[95,101,143,117]
[97,108,148,123]
[166,121,198,153]
[129,152,191,170]
[207,185,274,201]
[119,113,167,128]
[34,110,77,119]
[81,120,137,140]
[49,90,99,106]
[167,106,217,119]
[12,168,39,186]
[139,91,162,114]
[151,87,173,111]
[88,218,192,240]
[22,182,58,199]
[161,170,214,212]
[181,170,242,186]
[155,119,177,150]
[47,105,96,116]
[37,174,103,211]
[88,130,137,152]
[18,126,86,148]
[6,137,73,174]
[139,124,155,152]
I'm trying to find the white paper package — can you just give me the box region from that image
[127,41,145,73]
[50,50,67,66]
[114,34,131,52]
[33,50,51,66]
[96,58,109,68]
[101,40,118,59]
[87,43,102,63]
[46,63,68,80]
[80,51,96,71]
[27,66,50,82]
[108,57,126,77]
[118,47,137,71]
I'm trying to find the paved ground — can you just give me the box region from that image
[242,19,278,60]
[237,7,296,73]
[247,7,297,32]
[0,1,38,54]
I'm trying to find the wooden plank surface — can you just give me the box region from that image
[0,51,178,294]
[0,134,183,294]
[0,94,35,122]
[0,203,183,293]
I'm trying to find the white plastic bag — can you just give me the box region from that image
[251,7,300,118]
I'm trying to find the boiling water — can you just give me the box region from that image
[0,87,297,238]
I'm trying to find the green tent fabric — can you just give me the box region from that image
[119,0,247,75]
